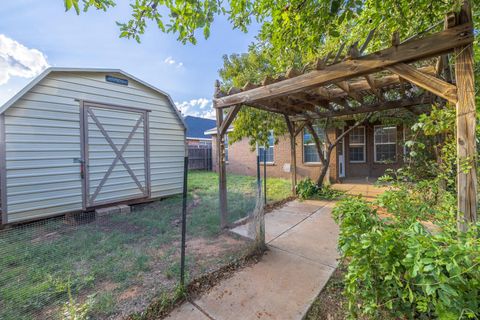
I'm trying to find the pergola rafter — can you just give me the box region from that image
[212,2,477,231]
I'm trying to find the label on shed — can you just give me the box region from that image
[106,75,129,86]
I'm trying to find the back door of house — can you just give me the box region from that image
[81,102,150,208]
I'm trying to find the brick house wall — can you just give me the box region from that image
[209,122,405,183]
[211,128,339,183]
[344,123,404,178]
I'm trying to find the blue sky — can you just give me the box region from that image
[0,0,258,118]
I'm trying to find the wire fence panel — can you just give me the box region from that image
[0,171,257,320]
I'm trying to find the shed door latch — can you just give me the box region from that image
[73,158,85,179]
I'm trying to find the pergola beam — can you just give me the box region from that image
[335,81,364,103]
[215,105,228,229]
[214,23,472,108]
[454,0,477,229]
[219,105,241,136]
[387,63,457,103]
[292,96,431,120]
[284,115,297,195]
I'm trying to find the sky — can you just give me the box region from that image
[0,0,259,119]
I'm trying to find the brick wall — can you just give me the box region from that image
[344,123,404,178]
[211,128,338,183]
[210,122,404,182]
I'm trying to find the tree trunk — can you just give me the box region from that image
[308,113,374,189]
[317,148,332,187]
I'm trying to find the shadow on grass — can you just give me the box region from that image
[0,171,291,320]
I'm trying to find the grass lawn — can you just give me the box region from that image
[0,171,291,320]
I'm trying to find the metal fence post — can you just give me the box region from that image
[257,153,261,191]
[263,148,267,205]
[180,156,188,286]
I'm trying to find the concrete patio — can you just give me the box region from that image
[331,178,387,200]
[166,200,339,320]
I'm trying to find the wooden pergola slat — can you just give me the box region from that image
[387,63,457,103]
[294,96,432,120]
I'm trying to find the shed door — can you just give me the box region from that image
[82,102,150,208]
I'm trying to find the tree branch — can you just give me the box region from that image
[332,112,374,147]
[306,121,327,165]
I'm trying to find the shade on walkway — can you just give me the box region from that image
[166,200,339,320]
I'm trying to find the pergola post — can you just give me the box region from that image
[284,115,297,195]
[454,1,477,230]
[214,82,228,229]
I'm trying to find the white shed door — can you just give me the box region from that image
[82,102,150,208]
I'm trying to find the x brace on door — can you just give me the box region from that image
[87,108,146,205]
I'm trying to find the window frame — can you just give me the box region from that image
[373,125,397,163]
[258,130,275,164]
[302,126,325,164]
[348,126,366,163]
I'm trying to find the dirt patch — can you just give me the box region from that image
[30,231,61,244]
[100,280,118,292]
[187,235,244,257]
[119,286,142,301]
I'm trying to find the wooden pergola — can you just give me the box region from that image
[213,2,477,231]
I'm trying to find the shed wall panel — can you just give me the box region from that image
[3,71,184,223]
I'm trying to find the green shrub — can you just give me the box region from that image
[333,196,480,319]
[296,178,319,199]
[315,185,344,200]
[296,178,344,200]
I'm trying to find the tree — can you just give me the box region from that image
[64,0,479,190]
[218,50,288,149]
[305,114,373,186]
[64,1,479,51]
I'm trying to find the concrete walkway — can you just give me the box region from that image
[166,200,339,320]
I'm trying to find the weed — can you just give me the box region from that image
[89,292,116,318]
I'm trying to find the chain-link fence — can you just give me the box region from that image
[0,169,276,320]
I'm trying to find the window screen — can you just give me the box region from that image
[303,126,325,163]
[349,126,365,162]
[374,126,397,162]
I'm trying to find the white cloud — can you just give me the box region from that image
[0,34,49,85]
[176,98,215,119]
[164,56,175,65]
[163,56,184,68]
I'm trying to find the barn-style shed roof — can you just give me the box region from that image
[0,67,186,127]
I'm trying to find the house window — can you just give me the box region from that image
[303,126,325,163]
[259,131,274,163]
[374,125,397,163]
[224,134,229,162]
[349,126,365,163]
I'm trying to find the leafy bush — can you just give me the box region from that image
[296,178,319,199]
[333,196,480,319]
[296,178,344,200]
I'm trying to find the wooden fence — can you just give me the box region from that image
[188,145,212,171]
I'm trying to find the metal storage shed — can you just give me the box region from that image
[0,67,186,225]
